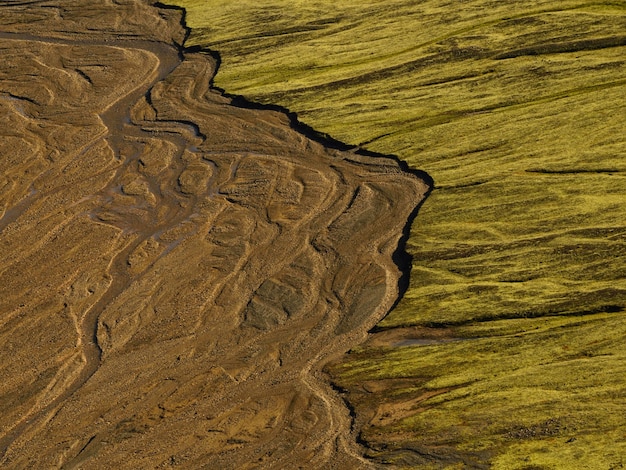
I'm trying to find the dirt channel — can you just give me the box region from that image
[0,1,430,468]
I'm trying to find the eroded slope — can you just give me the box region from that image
[169,0,626,467]
[0,2,429,468]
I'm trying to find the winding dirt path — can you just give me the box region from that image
[0,2,430,468]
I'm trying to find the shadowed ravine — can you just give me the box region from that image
[0,1,429,468]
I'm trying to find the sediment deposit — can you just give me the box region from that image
[0,2,429,468]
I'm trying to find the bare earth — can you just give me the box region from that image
[0,1,429,468]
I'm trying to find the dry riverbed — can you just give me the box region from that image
[0,1,429,468]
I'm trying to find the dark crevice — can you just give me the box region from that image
[155,119,207,141]
[526,168,622,174]
[388,177,433,313]
[429,304,625,329]
[494,35,626,60]
[142,89,207,141]
[372,304,625,332]
[359,133,393,147]
[1,0,48,5]
[76,435,97,457]
[433,180,486,190]
[153,1,190,49]
[74,68,93,84]
[327,382,370,449]
[4,92,39,105]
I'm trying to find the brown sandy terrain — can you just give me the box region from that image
[0,1,429,468]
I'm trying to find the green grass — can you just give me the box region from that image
[167,0,626,466]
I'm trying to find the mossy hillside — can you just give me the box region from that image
[168,0,626,466]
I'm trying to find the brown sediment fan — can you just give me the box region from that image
[0,1,429,468]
